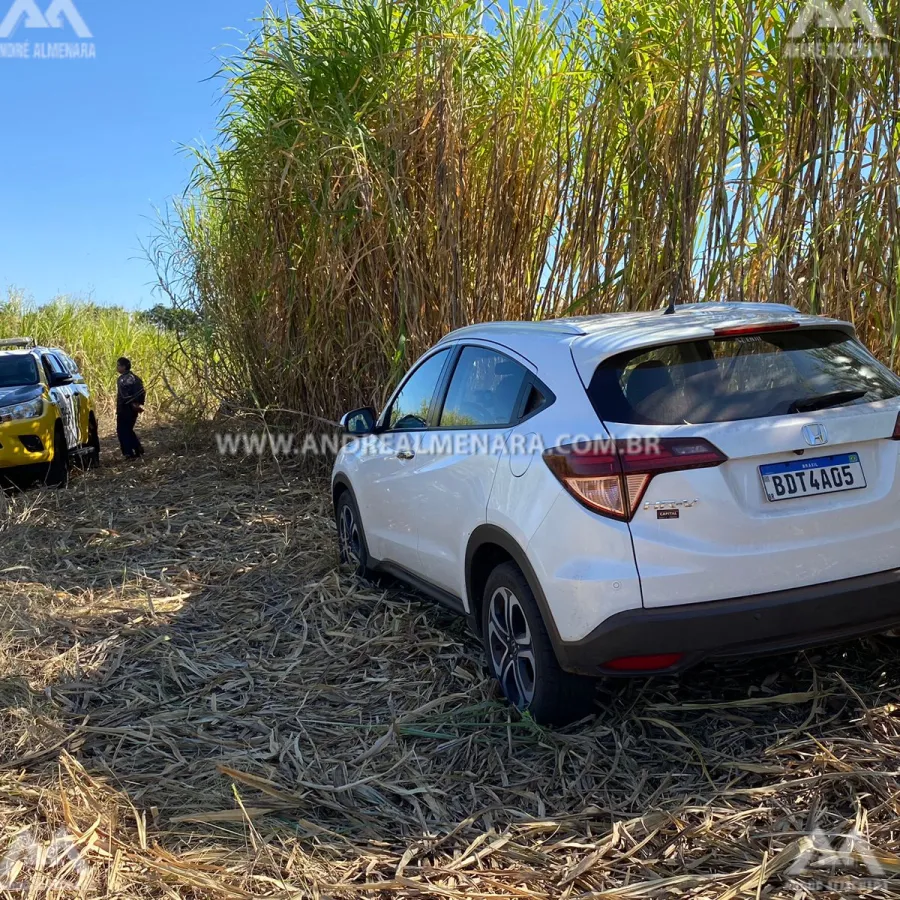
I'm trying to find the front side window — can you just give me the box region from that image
[591,329,900,425]
[0,355,39,388]
[439,347,528,427]
[387,349,451,430]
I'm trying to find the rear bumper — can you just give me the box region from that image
[557,568,900,676]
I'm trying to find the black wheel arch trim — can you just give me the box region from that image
[332,475,374,567]
[332,473,356,508]
[465,524,568,664]
[332,475,362,538]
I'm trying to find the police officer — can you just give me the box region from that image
[116,357,146,459]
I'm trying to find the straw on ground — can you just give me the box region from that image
[1,426,899,898]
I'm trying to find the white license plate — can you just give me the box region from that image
[759,452,866,502]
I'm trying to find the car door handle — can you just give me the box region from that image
[397,450,416,460]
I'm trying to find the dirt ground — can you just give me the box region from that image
[1,425,899,898]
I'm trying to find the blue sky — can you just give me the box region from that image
[0,0,284,310]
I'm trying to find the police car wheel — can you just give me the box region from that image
[85,415,101,469]
[45,425,69,488]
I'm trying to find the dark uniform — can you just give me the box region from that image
[117,371,146,458]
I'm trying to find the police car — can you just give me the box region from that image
[0,338,100,487]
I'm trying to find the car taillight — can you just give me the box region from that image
[543,438,727,521]
[714,322,799,337]
[893,412,900,440]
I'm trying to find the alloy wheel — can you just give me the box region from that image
[339,502,362,569]
[487,586,536,709]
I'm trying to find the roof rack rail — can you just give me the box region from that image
[0,337,36,350]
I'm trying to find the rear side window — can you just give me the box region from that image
[522,384,548,418]
[439,347,528,427]
[590,329,900,425]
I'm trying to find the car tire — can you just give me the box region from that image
[84,414,101,469]
[45,425,69,488]
[482,562,596,726]
[335,490,375,580]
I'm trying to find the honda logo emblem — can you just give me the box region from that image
[803,424,829,446]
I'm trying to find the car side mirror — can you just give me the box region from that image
[50,374,74,388]
[341,407,377,435]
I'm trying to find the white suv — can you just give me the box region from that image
[332,303,900,724]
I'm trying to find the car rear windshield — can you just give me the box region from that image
[0,355,39,389]
[589,329,900,425]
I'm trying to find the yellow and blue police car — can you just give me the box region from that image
[0,338,100,487]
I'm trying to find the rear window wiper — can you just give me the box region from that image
[789,390,867,414]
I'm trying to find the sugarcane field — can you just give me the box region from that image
[3,0,900,897]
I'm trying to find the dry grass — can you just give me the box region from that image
[2,427,900,897]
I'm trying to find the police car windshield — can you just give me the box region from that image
[0,355,40,388]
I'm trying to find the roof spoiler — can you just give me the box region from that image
[660,300,801,317]
[0,337,35,350]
